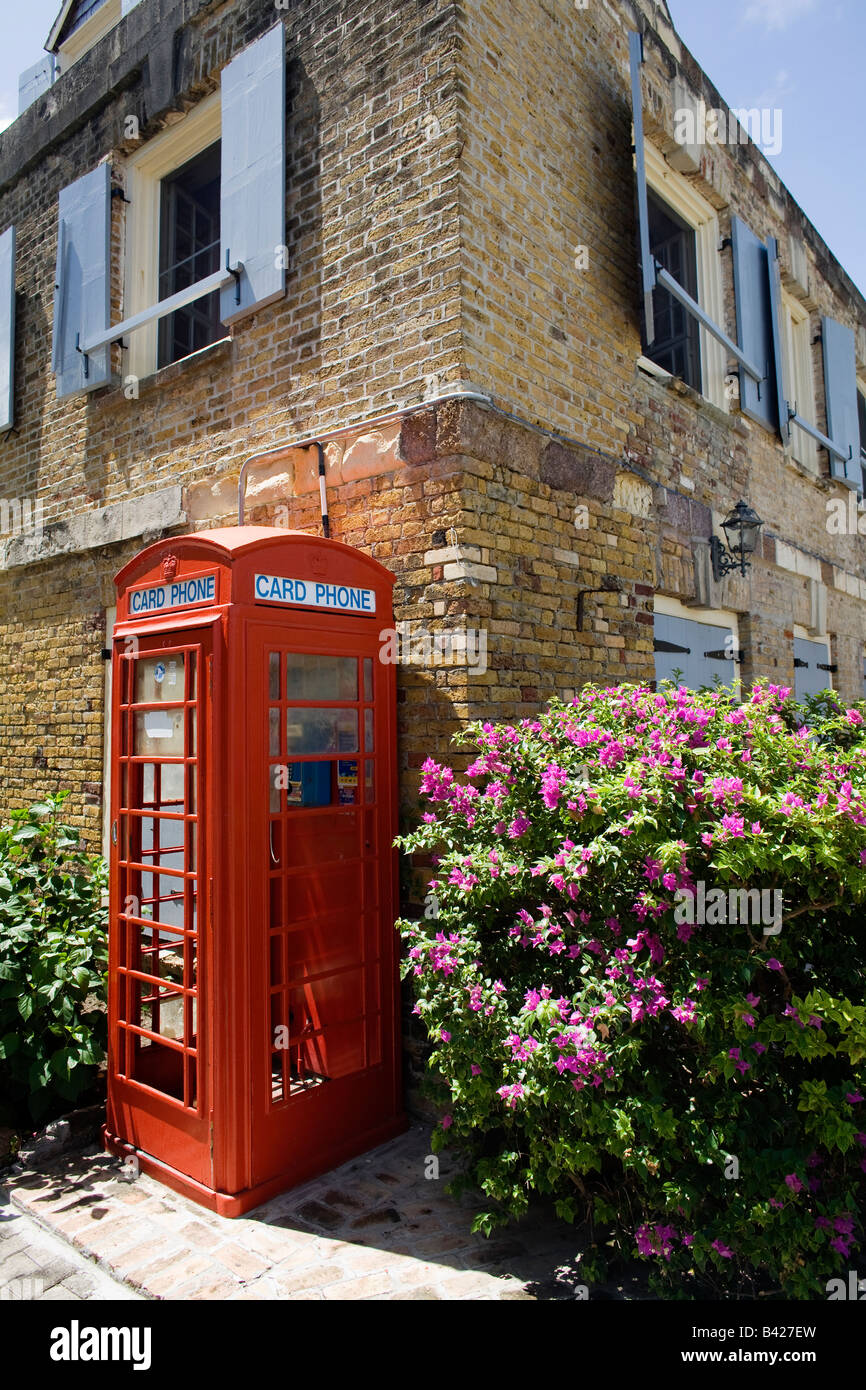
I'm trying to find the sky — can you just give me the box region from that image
[1,0,865,294]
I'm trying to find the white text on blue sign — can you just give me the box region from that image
[254,574,376,615]
[128,573,217,615]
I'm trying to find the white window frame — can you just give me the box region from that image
[123,93,224,381]
[642,144,728,413]
[780,291,817,473]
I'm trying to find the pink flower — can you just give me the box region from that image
[766,958,782,972]
[845,709,863,725]
[441,1114,452,1130]
[711,1240,733,1258]
[440,1029,451,1042]
[845,1091,864,1104]
[470,1064,481,1076]
[784,1173,803,1193]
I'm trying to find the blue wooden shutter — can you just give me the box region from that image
[628,31,657,344]
[0,228,15,433]
[121,0,144,13]
[18,55,55,115]
[822,317,861,488]
[220,24,286,325]
[654,615,737,692]
[765,237,790,445]
[731,217,778,434]
[52,164,112,399]
[793,638,830,702]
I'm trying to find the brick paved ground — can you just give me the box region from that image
[1,1122,650,1300]
[0,1187,139,1301]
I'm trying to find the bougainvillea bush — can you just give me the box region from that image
[0,794,107,1121]
[396,683,866,1297]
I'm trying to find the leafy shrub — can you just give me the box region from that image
[396,682,866,1297]
[0,793,107,1120]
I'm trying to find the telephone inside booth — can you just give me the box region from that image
[105,528,405,1215]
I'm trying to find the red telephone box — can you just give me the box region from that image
[104,527,405,1215]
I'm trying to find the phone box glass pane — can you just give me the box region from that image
[286,654,357,702]
[134,709,185,756]
[136,654,185,703]
[286,708,358,755]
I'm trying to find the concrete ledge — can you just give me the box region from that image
[0,485,186,569]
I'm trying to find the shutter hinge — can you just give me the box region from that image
[654,639,691,654]
[816,662,838,673]
[793,658,808,668]
[101,647,112,660]
[225,249,242,305]
[704,647,745,663]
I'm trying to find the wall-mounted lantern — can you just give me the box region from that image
[710,500,764,582]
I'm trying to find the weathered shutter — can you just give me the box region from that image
[654,615,737,692]
[220,24,286,325]
[730,217,777,434]
[52,164,112,399]
[765,237,790,445]
[822,317,861,488]
[793,638,831,702]
[18,55,55,116]
[0,227,16,433]
[628,30,657,345]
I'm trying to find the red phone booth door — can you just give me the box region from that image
[248,629,398,1187]
[108,629,212,1186]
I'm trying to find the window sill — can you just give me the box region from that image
[782,447,826,490]
[98,335,234,404]
[637,356,736,433]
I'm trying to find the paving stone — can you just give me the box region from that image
[39,1285,83,1300]
[213,1241,271,1281]
[294,1200,345,1231]
[0,1251,40,1284]
[271,1263,342,1296]
[387,1286,442,1299]
[176,1220,224,1251]
[143,1253,215,1298]
[322,1269,393,1299]
[172,1271,244,1300]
